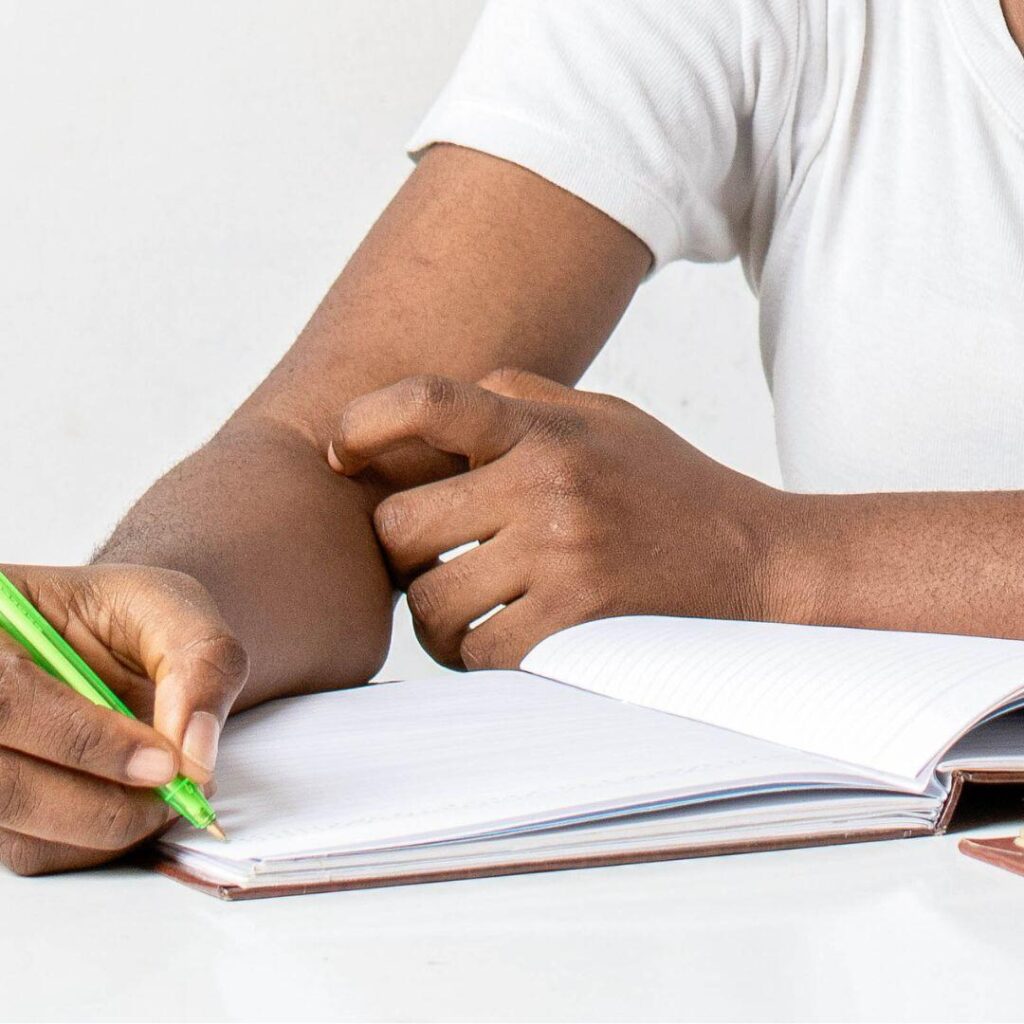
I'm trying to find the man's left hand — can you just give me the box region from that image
[328,370,795,669]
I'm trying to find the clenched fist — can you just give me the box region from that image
[328,369,790,669]
[0,564,248,875]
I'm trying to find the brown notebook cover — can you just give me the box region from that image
[153,767,1024,901]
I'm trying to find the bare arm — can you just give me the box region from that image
[97,145,650,705]
[778,490,1024,640]
[323,376,1024,672]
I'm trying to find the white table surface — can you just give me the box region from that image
[4,807,1024,1023]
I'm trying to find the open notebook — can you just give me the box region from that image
[155,616,1024,900]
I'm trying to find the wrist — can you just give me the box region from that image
[758,489,837,626]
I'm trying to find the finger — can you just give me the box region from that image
[150,633,249,785]
[407,537,529,669]
[0,635,180,787]
[477,367,580,404]
[76,567,250,784]
[374,459,511,578]
[0,747,171,850]
[479,368,615,425]
[459,593,560,671]
[328,375,530,476]
[0,827,123,877]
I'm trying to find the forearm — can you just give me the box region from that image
[96,418,392,708]
[96,147,648,700]
[777,489,1024,639]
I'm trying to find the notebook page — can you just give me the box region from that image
[521,617,1024,781]
[939,710,1024,771]
[179,788,937,890]
[160,671,882,864]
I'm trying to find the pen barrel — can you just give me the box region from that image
[159,775,216,830]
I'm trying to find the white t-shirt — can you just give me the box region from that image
[408,0,1024,494]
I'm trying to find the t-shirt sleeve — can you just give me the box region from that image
[407,0,799,271]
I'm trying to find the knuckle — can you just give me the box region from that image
[336,404,360,448]
[0,757,31,830]
[531,434,588,498]
[409,374,459,416]
[537,410,587,447]
[410,614,463,670]
[188,633,250,689]
[155,566,203,596]
[0,654,31,734]
[461,622,520,671]
[62,707,109,769]
[0,833,47,877]
[591,392,633,416]
[373,496,413,551]
[95,790,150,850]
[479,366,528,391]
[549,504,597,549]
[207,634,250,684]
[406,575,447,627]
[460,629,493,671]
[538,449,588,506]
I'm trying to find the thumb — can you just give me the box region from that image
[477,367,580,404]
[151,631,250,784]
[93,566,250,784]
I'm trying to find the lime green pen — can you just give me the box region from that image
[0,570,226,840]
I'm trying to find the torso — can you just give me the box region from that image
[758,0,1024,492]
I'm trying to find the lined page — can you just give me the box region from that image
[161,671,876,863]
[939,710,1024,771]
[521,617,1024,781]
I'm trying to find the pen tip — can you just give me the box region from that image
[206,822,228,842]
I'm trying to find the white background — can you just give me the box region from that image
[6,14,1024,1022]
[0,0,778,681]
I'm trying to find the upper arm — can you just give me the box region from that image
[231,0,800,484]
[242,144,651,459]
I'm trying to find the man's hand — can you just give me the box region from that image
[327,370,788,669]
[0,564,248,876]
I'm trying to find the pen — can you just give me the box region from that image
[0,569,227,841]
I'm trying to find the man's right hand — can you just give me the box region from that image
[0,564,249,876]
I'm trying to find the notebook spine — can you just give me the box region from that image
[936,768,1024,834]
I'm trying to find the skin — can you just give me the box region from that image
[5,147,648,875]
[5,2,1023,876]
[326,369,1024,670]
[99,146,649,701]
[1004,0,1024,55]
[327,370,779,668]
[0,564,247,874]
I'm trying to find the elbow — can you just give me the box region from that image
[303,581,395,692]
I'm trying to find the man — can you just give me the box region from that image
[1,0,1022,874]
